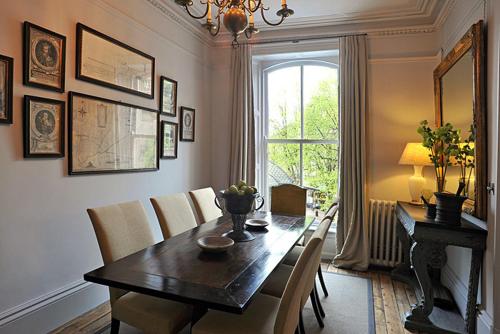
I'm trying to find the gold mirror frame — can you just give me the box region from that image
[433,21,486,220]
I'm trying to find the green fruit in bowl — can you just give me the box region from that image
[244,187,255,195]
[238,190,245,196]
[228,185,239,193]
[240,185,248,192]
[237,180,247,188]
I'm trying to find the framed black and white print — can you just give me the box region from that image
[161,121,178,159]
[68,92,159,175]
[0,54,13,124]
[23,22,66,92]
[76,23,155,99]
[160,76,177,116]
[180,107,195,142]
[23,95,65,158]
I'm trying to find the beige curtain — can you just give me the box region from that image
[333,35,370,271]
[228,44,256,185]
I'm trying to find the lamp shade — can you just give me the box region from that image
[399,143,433,166]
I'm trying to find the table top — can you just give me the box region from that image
[84,212,314,314]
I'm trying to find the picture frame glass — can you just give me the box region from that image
[181,108,195,141]
[70,94,158,174]
[161,78,176,116]
[27,99,63,155]
[0,60,7,121]
[162,122,177,158]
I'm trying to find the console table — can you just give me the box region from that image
[391,201,487,334]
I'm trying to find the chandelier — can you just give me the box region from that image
[175,0,294,46]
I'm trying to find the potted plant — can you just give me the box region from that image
[454,126,475,197]
[417,120,467,225]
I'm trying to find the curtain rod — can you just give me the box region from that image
[243,32,368,46]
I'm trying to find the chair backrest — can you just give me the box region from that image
[151,193,198,239]
[274,236,322,334]
[271,184,307,216]
[87,200,155,304]
[189,187,222,224]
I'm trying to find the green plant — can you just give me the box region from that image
[454,125,475,195]
[417,120,460,192]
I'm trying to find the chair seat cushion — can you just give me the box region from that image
[112,292,192,334]
[192,293,280,334]
[260,264,294,298]
[283,245,304,266]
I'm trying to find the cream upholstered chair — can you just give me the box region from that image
[87,201,192,334]
[261,215,334,329]
[151,193,198,239]
[189,187,222,224]
[192,236,323,334]
[271,184,307,216]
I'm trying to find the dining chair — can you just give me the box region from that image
[192,235,323,334]
[189,187,222,224]
[284,199,339,297]
[151,193,198,239]
[87,200,192,334]
[261,215,334,329]
[271,184,307,216]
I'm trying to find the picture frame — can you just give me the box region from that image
[23,95,65,158]
[76,23,155,99]
[0,54,13,124]
[159,76,177,116]
[23,22,66,92]
[160,121,178,159]
[180,107,195,142]
[68,92,159,175]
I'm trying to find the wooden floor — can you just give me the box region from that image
[51,262,420,334]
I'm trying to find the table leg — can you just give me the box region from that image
[190,304,208,331]
[465,249,483,334]
[391,221,413,282]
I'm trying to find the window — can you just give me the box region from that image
[259,61,339,215]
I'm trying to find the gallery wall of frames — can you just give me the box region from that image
[0,21,196,175]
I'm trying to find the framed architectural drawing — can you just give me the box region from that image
[160,76,177,116]
[76,23,155,99]
[68,92,159,175]
[0,54,13,124]
[161,121,178,159]
[23,95,65,158]
[23,22,66,92]
[180,107,195,142]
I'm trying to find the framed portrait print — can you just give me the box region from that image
[160,76,177,116]
[23,22,66,92]
[76,23,155,99]
[68,92,159,175]
[161,121,178,159]
[0,54,13,124]
[180,107,195,142]
[23,95,65,158]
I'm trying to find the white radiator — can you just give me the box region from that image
[368,199,402,268]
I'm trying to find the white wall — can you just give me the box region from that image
[0,0,212,332]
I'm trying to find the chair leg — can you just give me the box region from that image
[299,309,306,334]
[309,291,325,328]
[110,318,120,334]
[318,265,329,297]
[314,283,325,318]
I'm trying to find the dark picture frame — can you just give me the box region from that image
[160,121,178,159]
[68,91,159,175]
[76,23,155,99]
[159,76,177,116]
[180,107,195,142]
[0,54,14,124]
[23,22,66,92]
[23,95,65,158]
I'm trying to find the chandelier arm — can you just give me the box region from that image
[209,16,221,36]
[184,3,210,20]
[259,6,285,26]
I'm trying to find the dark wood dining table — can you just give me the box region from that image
[83,211,314,318]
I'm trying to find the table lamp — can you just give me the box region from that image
[399,143,433,203]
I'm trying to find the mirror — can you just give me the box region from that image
[434,21,486,219]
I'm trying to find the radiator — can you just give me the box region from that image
[368,199,402,268]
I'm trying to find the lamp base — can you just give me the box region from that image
[408,165,425,203]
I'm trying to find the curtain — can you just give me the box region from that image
[333,35,370,271]
[228,44,256,186]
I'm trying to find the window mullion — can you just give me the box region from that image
[300,65,304,186]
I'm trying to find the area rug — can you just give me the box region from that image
[100,272,375,334]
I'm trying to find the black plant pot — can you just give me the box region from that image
[434,192,467,225]
[425,203,437,219]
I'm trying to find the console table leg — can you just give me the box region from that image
[391,220,413,282]
[466,249,483,334]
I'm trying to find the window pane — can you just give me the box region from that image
[267,143,300,187]
[303,143,339,211]
[267,66,301,139]
[303,65,338,140]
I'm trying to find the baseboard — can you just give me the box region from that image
[0,280,108,334]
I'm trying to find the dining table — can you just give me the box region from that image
[83,211,314,323]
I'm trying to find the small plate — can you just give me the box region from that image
[197,236,234,253]
[245,219,269,228]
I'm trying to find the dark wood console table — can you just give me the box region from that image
[391,202,487,334]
